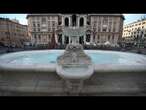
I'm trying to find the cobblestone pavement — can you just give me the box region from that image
[81,72,146,96]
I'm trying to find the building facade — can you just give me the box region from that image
[0,17,29,48]
[27,14,124,47]
[122,18,146,47]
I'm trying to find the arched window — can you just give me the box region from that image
[72,14,76,26]
[79,17,84,27]
[65,17,69,27]
[79,36,84,44]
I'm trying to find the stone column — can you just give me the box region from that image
[77,16,79,27]
[90,34,93,43]
[112,17,114,32]
[101,17,103,32]
[68,36,71,44]
[84,16,87,27]
[55,33,58,44]
[62,35,64,45]
[84,35,86,44]
[107,17,109,33]
[69,16,71,26]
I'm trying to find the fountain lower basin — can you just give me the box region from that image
[0,50,146,71]
[0,50,146,95]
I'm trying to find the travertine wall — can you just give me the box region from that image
[0,69,145,96]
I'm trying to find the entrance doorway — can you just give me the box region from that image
[79,36,84,44]
[65,36,69,44]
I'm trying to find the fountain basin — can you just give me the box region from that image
[0,50,146,72]
[0,50,146,95]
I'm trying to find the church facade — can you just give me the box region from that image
[27,14,124,47]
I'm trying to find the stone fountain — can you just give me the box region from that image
[56,27,94,95]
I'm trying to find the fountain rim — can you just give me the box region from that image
[0,49,146,72]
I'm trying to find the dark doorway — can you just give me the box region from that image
[65,36,69,44]
[65,17,69,27]
[86,34,90,42]
[79,36,84,44]
[72,14,77,26]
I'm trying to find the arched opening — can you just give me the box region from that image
[79,17,84,27]
[86,34,90,42]
[79,36,84,44]
[72,14,76,26]
[58,34,62,45]
[65,36,69,44]
[65,17,69,27]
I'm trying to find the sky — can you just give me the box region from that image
[0,14,146,25]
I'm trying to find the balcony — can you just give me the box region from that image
[63,27,86,36]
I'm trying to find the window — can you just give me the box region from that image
[79,17,84,27]
[38,35,41,40]
[65,17,69,27]
[103,17,108,24]
[52,21,55,27]
[38,28,40,32]
[72,14,77,26]
[42,17,46,23]
[37,24,40,27]
[102,27,107,32]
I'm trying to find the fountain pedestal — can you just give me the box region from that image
[56,26,94,95]
[56,44,94,95]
